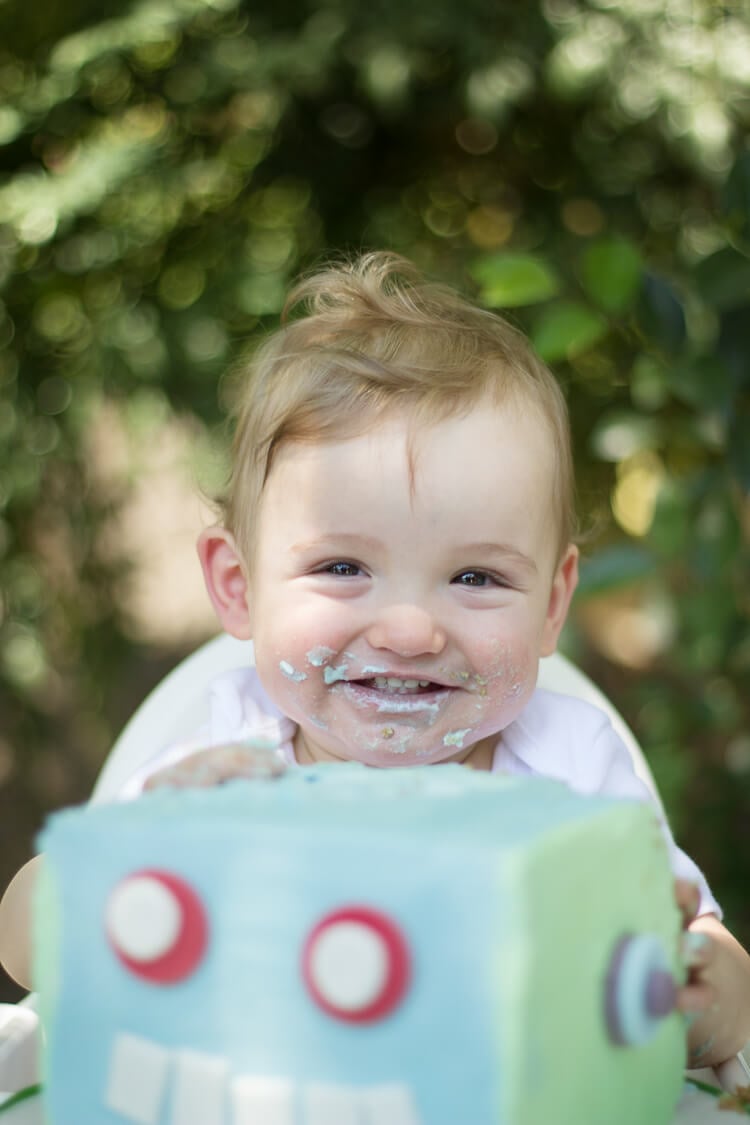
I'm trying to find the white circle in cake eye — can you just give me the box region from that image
[309,920,388,1011]
[107,876,182,962]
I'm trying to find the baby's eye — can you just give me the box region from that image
[324,561,363,578]
[452,570,499,588]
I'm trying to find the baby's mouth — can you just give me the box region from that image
[339,676,451,715]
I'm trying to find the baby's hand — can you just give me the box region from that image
[674,879,725,1071]
[673,880,750,1076]
[142,741,286,791]
[675,880,716,1028]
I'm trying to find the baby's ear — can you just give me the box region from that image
[540,543,579,657]
[197,527,252,639]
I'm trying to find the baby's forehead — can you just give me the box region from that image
[263,401,560,528]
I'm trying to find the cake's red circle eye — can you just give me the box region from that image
[301,906,410,1023]
[106,869,208,985]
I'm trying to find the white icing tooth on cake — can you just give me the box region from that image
[360,1082,422,1125]
[105,1032,170,1124]
[172,1049,229,1125]
[304,1081,421,1125]
[104,1033,422,1125]
[231,1075,294,1125]
[304,1082,360,1125]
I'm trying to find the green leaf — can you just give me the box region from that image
[665,357,732,411]
[580,236,642,314]
[648,481,691,557]
[728,394,750,491]
[577,544,655,595]
[694,247,750,311]
[637,275,686,354]
[531,300,607,361]
[722,149,750,240]
[0,1086,42,1115]
[470,253,560,307]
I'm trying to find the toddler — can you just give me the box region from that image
[2,252,749,1071]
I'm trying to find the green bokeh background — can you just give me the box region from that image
[1,0,749,1002]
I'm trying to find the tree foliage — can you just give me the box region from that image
[1,0,749,997]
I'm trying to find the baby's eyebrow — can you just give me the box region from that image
[290,535,539,575]
[459,542,538,575]
[290,533,382,556]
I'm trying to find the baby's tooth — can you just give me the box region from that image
[372,676,431,693]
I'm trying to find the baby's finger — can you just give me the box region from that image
[674,879,701,928]
[143,741,286,791]
[676,979,717,1016]
[681,930,714,970]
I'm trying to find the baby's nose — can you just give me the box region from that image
[366,604,446,658]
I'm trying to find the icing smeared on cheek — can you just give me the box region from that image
[279,660,307,683]
[324,663,349,685]
[443,729,471,748]
[306,646,335,667]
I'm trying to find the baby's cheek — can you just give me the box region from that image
[485,638,534,686]
[478,642,538,714]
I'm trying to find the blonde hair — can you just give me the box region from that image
[222,252,576,560]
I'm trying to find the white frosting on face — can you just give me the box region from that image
[443,729,471,748]
[279,661,307,683]
[306,646,335,667]
[323,663,349,685]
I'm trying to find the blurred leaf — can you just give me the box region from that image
[470,253,560,308]
[727,395,750,491]
[637,274,686,354]
[577,544,655,595]
[692,496,743,580]
[531,300,607,361]
[694,247,750,311]
[648,480,691,558]
[718,305,750,390]
[589,410,661,461]
[665,357,732,411]
[630,355,669,411]
[722,150,750,240]
[580,236,642,314]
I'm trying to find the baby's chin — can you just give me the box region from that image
[315,737,486,771]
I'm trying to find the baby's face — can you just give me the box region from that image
[245,400,576,767]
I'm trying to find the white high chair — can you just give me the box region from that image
[1,635,748,1108]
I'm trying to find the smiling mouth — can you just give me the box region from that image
[339,677,451,716]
